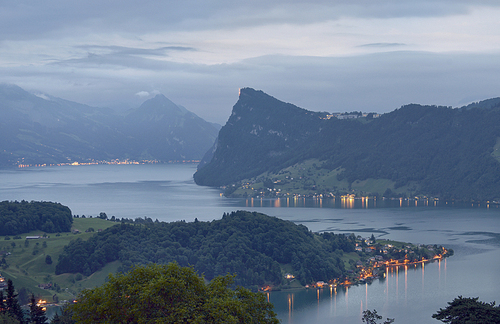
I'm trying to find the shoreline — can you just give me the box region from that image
[15,159,200,169]
[263,240,453,292]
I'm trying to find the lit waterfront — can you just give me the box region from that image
[270,257,458,323]
[244,196,500,210]
[16,159,199,168]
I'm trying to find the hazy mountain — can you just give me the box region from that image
[0,84,219,167]
[122,94,219,161]
[194,88,500,201]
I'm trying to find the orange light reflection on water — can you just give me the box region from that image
[275,257,448,322]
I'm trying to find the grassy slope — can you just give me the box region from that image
[229,158,419,198]
[0,218,118,302]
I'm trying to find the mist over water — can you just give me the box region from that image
[1,164,498,323]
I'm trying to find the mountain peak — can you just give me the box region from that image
[0,83,36,101]
[132,93,185,117]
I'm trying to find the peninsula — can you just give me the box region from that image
[0,206,453,300]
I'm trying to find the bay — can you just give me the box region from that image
[1,163,499,324]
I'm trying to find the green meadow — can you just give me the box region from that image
[0,218,119,302]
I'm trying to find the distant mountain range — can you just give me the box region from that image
[0,84,219,167]
[194,88,500,201]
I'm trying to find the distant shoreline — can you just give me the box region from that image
[15,159,200,169]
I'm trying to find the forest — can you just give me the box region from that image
[55,211,355,289]
[0,201,73,235]
[195,89,500,201]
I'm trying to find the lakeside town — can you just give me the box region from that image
[263,236,453,292]
[16,159,200,168]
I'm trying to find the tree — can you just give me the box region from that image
[432,296,500,323]
[0,291,5,312]
[29,294,47,324]
[17,287,30,306]
[362,309,395,324]
[50,304,74,324]
[45,255,52,265]
[71,263,279,324]
[5,279,25,324]
[0,313,21,324]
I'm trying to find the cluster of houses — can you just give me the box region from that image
[0,272,6,291]
[279,236,450,291]
[323,113,381,120]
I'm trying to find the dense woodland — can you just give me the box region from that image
[195,89,500,201]
[0,201,73,235]
[56,211,354,289]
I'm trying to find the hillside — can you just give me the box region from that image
[0,217,117,302]
[55,211,351,290]
[0,84,219,167]
[194,88,500,201]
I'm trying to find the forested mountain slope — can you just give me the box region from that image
[194,88,325,185]
[195,88,500,201]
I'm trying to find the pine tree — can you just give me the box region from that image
[5,279,25,324]
[29,294,47,324]
[0,290,5,313]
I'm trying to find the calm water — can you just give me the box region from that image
[1,164,499,323]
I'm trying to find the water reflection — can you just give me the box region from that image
[241,196,499,209]
[271,259,447,323]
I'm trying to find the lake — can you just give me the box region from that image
[1,163,499,323]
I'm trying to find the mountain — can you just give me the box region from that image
[194,88,500,201]
[122,94,220,161]
[195,88,325,184]
[0,84,219,167]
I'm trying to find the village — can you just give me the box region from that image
[271,236,452,292]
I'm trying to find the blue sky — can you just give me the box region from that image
[1,0,500,124]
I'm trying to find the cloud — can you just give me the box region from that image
[0,2,499,125]
[77,45,196,56]
[1,1,499,42]
[2,50,499,124]
[135,91,150,98]
[33,93,51,100]
[358,43,406,48]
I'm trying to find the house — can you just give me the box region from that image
[316,281,326,287]
[38,283,52,289]
[26,236,41,239]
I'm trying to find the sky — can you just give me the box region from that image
[1,1,500,124]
